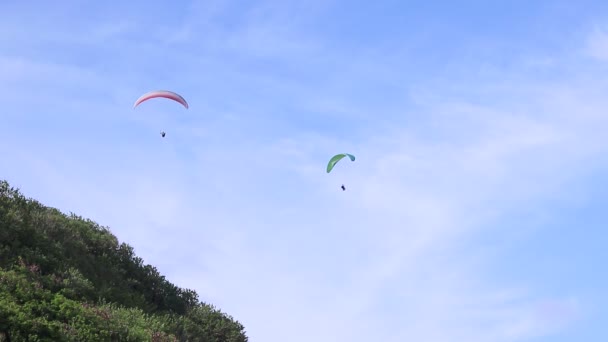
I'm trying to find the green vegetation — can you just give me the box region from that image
[0,180,248,341]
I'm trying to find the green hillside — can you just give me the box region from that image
[0,180,248,341]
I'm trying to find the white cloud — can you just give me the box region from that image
[585,26,608,61]
[162,79,600,341]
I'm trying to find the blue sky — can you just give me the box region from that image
[2,0,608,341]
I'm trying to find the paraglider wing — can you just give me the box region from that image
[326,153,355,173]
[133,90,189,109]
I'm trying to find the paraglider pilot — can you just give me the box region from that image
[160,131,166,138]
[341,184,346,191]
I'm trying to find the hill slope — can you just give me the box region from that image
[0,180,248,342]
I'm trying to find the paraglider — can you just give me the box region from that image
[133,90,188,138]
[133,90,189,109]
[327,153,355,191]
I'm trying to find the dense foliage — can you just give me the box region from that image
[0,180,248,341]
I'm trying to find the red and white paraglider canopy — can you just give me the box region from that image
[133,90,189,109]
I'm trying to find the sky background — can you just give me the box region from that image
[2,0,608,341]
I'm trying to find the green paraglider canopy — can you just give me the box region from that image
[327,153,355,173]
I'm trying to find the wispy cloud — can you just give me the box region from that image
[585,26,608,61]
